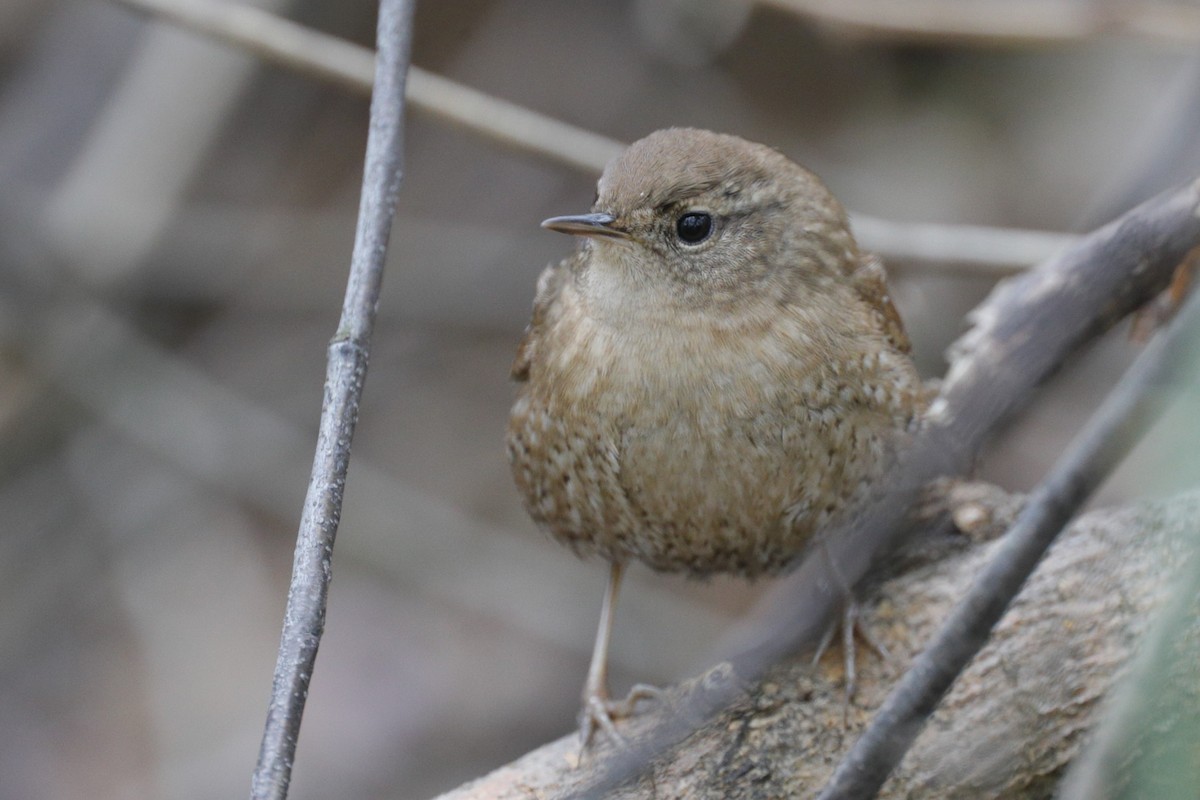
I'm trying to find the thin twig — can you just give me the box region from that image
[816,286,1200,800]
[110,0,1077,275]
[760,0,1200,47]
[248,2,415,799]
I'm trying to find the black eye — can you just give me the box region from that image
[675,212,712,244]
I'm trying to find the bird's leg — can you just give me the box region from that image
[580,560,628,750]
[815,538,892,706]
[578,561,664,753]
[811,615,839,668]
[839,600,894,706]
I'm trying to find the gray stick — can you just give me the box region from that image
[248,2,415,798]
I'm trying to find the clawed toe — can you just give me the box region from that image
[812,601,892,715]
[608,683,665,716]
[847,602,892,665]
[578,683,665,755]
[579,694,628,753]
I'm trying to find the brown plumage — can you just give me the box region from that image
[505,128,926,745]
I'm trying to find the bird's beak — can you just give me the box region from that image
[540,213,630,240]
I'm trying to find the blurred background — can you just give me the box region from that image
[1,0,1199,797]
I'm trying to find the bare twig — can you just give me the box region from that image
[817,282,1200,800]
[110,0,1076,275]
[248,2,415,799]
[760,0,1200,47]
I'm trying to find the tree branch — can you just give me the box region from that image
[435,489,1200,798]
[1058,483,1200,799]
[759,0,1200,47]
[818,277,1200,799]
[110,0,624,174]
[248,2,415,798]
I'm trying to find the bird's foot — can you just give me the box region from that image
[578,683,665,755]
[812,601,892,722]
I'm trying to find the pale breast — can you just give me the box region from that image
[506,286,922,578]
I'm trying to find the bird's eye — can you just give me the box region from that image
[675,212,713,244]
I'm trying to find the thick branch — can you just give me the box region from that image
[436,490,1200,798]
[1059,483,1200,798]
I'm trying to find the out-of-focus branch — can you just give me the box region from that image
[760,0,1200,47]
[110,0,624,174]
[249,1,415,799]
[850,214,1077,275]
[45,0,300,284]
[110,0,1076,275]
[1058,486,1200,798]
[818,282,1200,800]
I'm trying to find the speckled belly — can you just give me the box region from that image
[506,389,888,578]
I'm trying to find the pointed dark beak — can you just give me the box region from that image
[540,213,630,240]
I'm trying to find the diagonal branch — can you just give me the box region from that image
[248,1,415,799]
[759,0,1200,47]
[109,0,1079,275]
[817,274,1200,799]
[110,0,624,174]
[726,176,1200,689]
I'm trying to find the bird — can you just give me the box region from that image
[506,128,926,748]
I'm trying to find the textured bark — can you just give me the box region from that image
[434,488,1200,799]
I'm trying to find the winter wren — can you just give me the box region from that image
[506,128,925,745]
